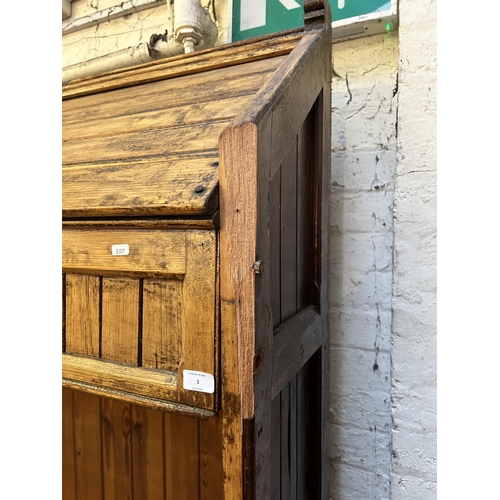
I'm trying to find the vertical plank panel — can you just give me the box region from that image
[73,391,103,500]
[288,376,298,500]
[270,169,281,329]
[62,388,76,500]
[199,414,223,500]
[102,398,133,500]
[101,277,140,365]
[65,274,100,356]
[296,111,316,311]
[131,405,166,500]
[270,396,281,500]
[296,366,306,500]
[280,138,298,323]
[280,385,290,500]
[142,279,183,372]
[164,413,200,500]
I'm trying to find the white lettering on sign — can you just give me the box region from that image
[111,244,129,256]
[240,0,266,31]
[278,0,301,9]
[183,370,215,394]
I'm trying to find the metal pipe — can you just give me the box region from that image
[62,0,217,83]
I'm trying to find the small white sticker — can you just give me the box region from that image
[111,244,129,256]
[183,370,215,394]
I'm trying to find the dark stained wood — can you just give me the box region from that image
[280,137,298,324]
[272,306,322,399]
[270,396,281,500]
[280,384,290,500]
[288,376,298,500]
[297,110,317,311]
[270,168,281,328]
[296,367,307,500]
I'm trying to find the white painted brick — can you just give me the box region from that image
[329,307,392,351]
[391,392,437,436]
[330,348,391,393]
[331,150,396,192]
[330,461,390,500]
[330,269,393,312]
[330,390,392,431]
[331,35,398,153]
[391,475,437,499]
[391,0,437,496]
[331,191,393,235]
[331,232,393,273]
[330,423,391,471]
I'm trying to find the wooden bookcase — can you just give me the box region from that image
[62,1,331,498]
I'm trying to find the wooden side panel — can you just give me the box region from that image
[296,111,317,311]
[296,368,307,499]
[280,137,298,323]
[270,169,281,328]
[268,357,325,500]
[270,396,281,500]
[269,106,319,332]
[280,385,291,500]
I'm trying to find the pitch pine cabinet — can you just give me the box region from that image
[62,1,331,498]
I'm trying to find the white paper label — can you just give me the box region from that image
[111,244,129,256]
[183,370,215,394]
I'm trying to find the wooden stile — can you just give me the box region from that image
[62,1,331,498]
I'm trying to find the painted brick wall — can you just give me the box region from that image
[62,0,229,69]
[390,0,437,497]
[329,32,398,499]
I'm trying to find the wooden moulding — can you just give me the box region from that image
[62,355,178,400]
[62,229,186,277]
[61,212,220,230]
[62,378,215,419]
[62,29,303,99]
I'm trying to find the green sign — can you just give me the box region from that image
[232,0,392,42]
